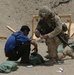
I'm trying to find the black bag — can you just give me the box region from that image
[29,52,44,66]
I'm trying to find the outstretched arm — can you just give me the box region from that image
[31,41,38,53]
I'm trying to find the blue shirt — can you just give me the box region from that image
[4,30,31,52]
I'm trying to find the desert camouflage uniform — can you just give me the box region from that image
[35,6,69,63]
[58,45,74,60]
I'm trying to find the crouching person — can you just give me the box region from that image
[58,45,74,60]
[4,25,38,64]
[35,6,67,64]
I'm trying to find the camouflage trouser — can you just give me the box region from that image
[45,36,61,62]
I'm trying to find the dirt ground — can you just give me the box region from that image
[0,24,74,75]
[0,0,74,75]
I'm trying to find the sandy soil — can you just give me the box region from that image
[0,38,74,75]
[0,0,74,75]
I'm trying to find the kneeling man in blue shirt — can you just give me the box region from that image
[4,25,38,64]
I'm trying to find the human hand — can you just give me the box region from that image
[32,47,38,53]
[31,47,38,56]
[31,41,38,54]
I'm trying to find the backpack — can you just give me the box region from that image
[29,53,44,66]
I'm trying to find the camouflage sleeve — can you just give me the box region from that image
[48,15,62,38]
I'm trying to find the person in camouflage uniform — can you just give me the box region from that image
[35,6,69,64]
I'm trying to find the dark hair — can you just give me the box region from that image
[20,25,30,32]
